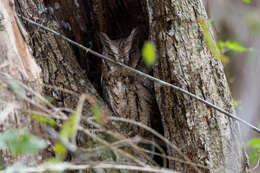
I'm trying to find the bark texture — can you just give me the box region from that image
[1,0,248,172]
[16,0,104,115]
[148,0,247,172]
[16,0,156,172]
[0,0,44,165]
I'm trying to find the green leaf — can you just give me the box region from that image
[197,18,229,63]
[249,138,260,150]
[54,142,67,160]
[208,19,215,25]
[59,95,85,140]
[142,41,157,67]
[60,104,81,140]
[219,41,248,53]
[0,129,46,155]
[29,113,57,127]
[56,96,85,160]
[93,104,102,124]
[243,0,251,4]
[8,79,26,98]
[59,114,77,140]
[249,149,259,163]
[232,99,242,107]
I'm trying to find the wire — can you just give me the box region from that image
[17,14,260,134]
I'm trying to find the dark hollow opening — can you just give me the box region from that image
[43,0,167,167]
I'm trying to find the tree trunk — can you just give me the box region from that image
[149,0,247,172]
[0,0,46,165]
[0,0,248,172]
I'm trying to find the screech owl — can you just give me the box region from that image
[99,28,156,137]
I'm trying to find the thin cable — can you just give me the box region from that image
[18,15,260,134]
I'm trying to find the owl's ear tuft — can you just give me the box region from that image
[127,28,138,44]
[99,32,112,46]
[124,28,139,53]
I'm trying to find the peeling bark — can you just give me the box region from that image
[0,0,44,165]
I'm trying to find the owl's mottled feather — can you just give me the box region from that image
[100,29,155,137]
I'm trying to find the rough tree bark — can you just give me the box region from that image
[15,0,124,166]
[1,0,114,168]
[149,0,247,172]
[15,0,156,172]
[0,0,248,172]
[0,0,51,166]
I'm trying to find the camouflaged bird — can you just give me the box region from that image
[100,28,156,137]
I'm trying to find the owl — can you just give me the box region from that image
[99,28,155,137]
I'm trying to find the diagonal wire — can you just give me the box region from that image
[18,14,260,134]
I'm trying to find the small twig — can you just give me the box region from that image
[0,73,79,121]
[0,73,59,117]
[43,84,80,98]
[52,107,75,115]
[71,94,86,144]
[138,137,168,168]
[18,80,67,118]
[25,109,68,121]
[45,126,77,152]
[86,117,203,172]
[17,14,260,133]
[137,144,213,170]
[76,137,159,166]
[0,162,179,173]
[78,126,148,167]
[84,117,160,166]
